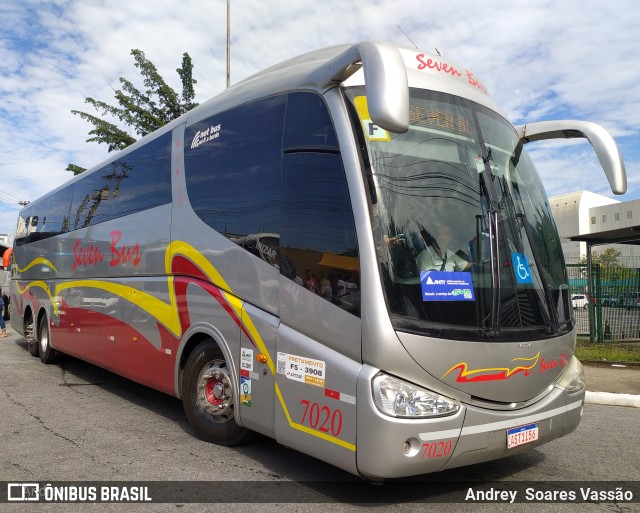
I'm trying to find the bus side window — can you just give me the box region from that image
[71,170,113,229]
[281,152,360,317]
[184,95,286,267]
[280,92,360,316]
[283,92,339,150]
[108,134,172,221]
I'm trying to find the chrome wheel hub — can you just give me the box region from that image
[197,361,233,421]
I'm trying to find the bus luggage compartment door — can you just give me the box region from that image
[274,323,360,476]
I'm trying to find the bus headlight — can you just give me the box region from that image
[556,356,585,394]
[372,373,460,418]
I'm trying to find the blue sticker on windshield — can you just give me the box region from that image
[421,271,475,301]
[511,253,533,284]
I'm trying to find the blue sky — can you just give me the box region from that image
[1,0,639,240]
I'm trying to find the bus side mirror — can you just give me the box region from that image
[323,41,410,134]
[516,120,626,195]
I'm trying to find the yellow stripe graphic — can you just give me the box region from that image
[17,257,58,274]
[16,241,356,452]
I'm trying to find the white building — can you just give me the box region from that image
[550,191,640,260]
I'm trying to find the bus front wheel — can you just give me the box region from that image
[182,339,248,446]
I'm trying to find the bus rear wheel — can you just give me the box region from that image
[182,339,248,446]
[38,315,58,364]
[26,320,39,357]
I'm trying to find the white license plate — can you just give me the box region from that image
[507,423,538,449]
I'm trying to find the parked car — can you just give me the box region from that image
[620,292,640,310]
[571,294,588,309]
[600,294,620,307]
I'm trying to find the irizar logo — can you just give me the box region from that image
[190,123,221,149]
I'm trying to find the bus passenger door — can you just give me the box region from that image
[238,303,277,439]
[274,302,361,477]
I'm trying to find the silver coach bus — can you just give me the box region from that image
[10,41,625,479]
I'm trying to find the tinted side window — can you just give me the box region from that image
[70,132,172,228]
[184,96,286,266]
[281,153,360,317]
[18,184,75,245]
[283,92,338,150]
[14,208,30,246]
[16,133,173,246]
[108,133,172,220]
[70,170,112,229]
[38,189,73,237]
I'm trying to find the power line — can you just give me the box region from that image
[0,188,29,206]
[0,189,21,202]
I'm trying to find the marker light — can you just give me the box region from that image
[372,373,460,418]
[556,356,585,394]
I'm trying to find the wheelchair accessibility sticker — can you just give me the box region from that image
[511,252,533,284]
[421,271,475,301]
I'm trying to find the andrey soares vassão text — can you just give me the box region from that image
[465,486,635,503]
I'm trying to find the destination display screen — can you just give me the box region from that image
[409,104,473,138]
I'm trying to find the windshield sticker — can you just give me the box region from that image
[353,96,390,141]
[511,253,533,284]
[421,271,474,301]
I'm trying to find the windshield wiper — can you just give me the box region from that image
[476,145,502,337]
[515,212,559,333]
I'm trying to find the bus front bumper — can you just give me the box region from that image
[355,367,585,480]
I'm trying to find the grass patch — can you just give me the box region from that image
[575,338,640,363]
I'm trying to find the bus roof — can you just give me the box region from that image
[24,41,508,209]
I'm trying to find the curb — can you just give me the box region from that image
[585,391,640,408]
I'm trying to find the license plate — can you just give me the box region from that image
[507,423,538,449]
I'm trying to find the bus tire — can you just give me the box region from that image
[182,339,248,446]
[38,315,58,364]
[27,322,39,358]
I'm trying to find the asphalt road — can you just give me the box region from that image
[1,326,639,512]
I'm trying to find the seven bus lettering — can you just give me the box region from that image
[415,54,488,94]
[72,239,104,270]
[540,354,569,374]
[465,69,488,94]
[72,231,141,270]
[110,230,142,267]
[415,54,462,76]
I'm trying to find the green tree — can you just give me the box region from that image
[581,247,634,282]
[68,49,198,174]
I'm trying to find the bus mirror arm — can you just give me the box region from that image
[516,120,627,195]
[323,41,410,134]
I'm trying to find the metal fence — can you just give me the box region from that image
[567,256,640,342]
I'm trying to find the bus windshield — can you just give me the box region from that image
[345,87,572,341]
